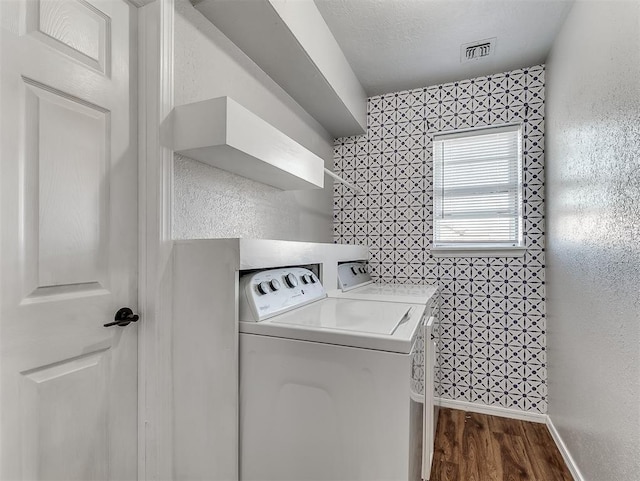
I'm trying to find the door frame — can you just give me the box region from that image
[137,0,174,479]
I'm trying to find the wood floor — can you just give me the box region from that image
[429,408,573,481]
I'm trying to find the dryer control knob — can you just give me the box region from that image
[269,279,281,291]
[284,273,298,288]
[257,281,270,295]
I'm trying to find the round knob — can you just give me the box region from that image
[257,281,270,295]
[301,274,310,284]
[351,266,358,275]
[359,267,366,274]
[269,279,281,291]
[309,275,317,284]
[284,273,298,288]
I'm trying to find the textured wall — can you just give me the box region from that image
[334,66,547,413]
[172,0,334,242]
[174,155,332,241]
[545,1,640,479]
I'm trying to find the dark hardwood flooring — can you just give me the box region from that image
[429,408,573,481]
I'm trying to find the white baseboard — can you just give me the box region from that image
[435,397,584,480]
[546,416,585,481]
[435,397,547,424]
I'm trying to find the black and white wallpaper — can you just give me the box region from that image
[333,65,546,413]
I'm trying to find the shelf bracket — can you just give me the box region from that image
[324,168,363,195]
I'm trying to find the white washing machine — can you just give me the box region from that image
[330,261,440,480]
[238,267,428,481]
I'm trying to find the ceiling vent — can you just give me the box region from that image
[461,38,496,63]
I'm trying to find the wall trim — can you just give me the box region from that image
[437,397,585,479]
[138,0,174,479]
[546,415,585,481]
[435,397,547,424]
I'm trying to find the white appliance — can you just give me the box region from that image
[172,239,368,481]
[331,261,439,480]
[239,266,430,481]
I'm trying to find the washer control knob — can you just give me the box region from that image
[284,273,298,288]
[359,267,366,274]
[351,266,358,275]
[257,281,270,295]
[309,275,317,284]
[269,279,281,291]
[301,274,310,284]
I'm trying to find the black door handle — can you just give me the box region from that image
[104,307,140,327]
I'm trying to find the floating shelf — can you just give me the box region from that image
[172,96,325,191]
[193,0,367,137]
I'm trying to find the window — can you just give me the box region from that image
[432,124,524,256]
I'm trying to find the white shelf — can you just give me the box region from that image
[172,96,325,191]
[193,0,367,137]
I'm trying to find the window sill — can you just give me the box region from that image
[430,246,527,258]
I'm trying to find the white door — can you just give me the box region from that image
[0,0,138,479]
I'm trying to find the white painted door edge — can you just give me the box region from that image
[434,397,547,423]
[546,415,585,481]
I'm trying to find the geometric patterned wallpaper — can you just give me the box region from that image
[333,65,547,413]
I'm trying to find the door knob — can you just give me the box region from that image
[104,307,140,327]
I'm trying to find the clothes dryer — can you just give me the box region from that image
[330,261,439,479]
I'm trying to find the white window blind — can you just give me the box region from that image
[433,124,523,248]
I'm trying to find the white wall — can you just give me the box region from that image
[172,0,335,242]
[545,1,640,479]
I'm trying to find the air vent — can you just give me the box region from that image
[461,38,496,63]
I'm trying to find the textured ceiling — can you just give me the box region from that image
[314,0,574,95]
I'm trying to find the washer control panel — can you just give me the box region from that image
[337,261,372,291]
[239,267,326,322]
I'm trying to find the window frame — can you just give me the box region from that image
[430,123,526,258]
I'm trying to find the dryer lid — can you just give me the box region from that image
[333,283,438,305]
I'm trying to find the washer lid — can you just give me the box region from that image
[272,298,414,335]
[239,298,425,353]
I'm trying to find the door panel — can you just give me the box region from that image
[20,349,110,481]
[26,0,111,74]
[0,0,137,479]
[23,78,110,298]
